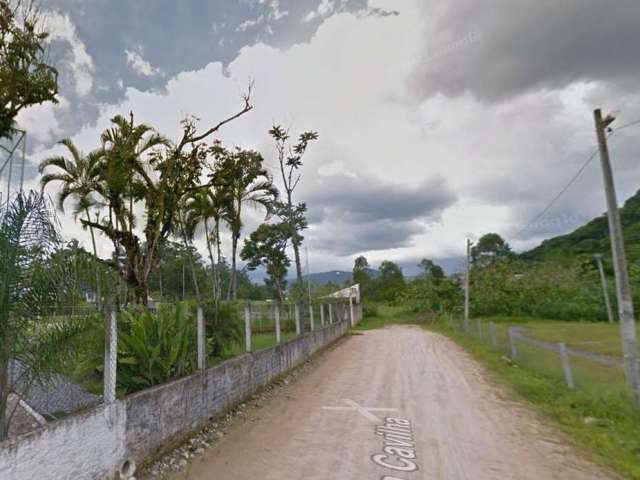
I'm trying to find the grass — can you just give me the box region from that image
[354,304,427,330]
[477,316,633,357]
[431,318,640,479]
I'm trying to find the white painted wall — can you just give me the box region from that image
[0,402,126,480]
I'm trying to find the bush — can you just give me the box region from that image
[117,302,197,393]
[363,304,379,318]
[202,301,243,357]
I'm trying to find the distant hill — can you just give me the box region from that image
[303,268,379,286]
[523,189,640,262]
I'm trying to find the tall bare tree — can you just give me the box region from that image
[269,125,318,289]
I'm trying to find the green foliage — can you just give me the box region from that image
[352,256,373,296]
[0,192,89,439]
[241,222,291,302]
[400,277,462,313]
[0,0,58,139]
[418,258,445,283]
[210,143,278,299]
[471,232,514,265]
[372,260,405,303]
[269,124,318,287]
[523,189,640,265]
[202,301,243,357]
[362,303,379,318]
[433,320,640,479]
[117,303,197,392]
[469,258,612,321]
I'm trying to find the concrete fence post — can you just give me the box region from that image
[328,303,333,324]
[197,306,205,370]
[275,303,281,344]
[558,343,575,389]
[508,327,518,361]
[489,322,498,349]
[294,304,301,335]
[103,310,117,404]
[349,296,355,328]
[309,303,315,331]
[320,303,325,327]
[244,304,252,353]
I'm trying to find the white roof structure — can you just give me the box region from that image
[323,284,360,303]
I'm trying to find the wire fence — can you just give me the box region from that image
[4,297,361,439]
[445,311,629,396]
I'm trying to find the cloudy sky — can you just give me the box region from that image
[6,0,640,276]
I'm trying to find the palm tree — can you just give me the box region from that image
[0,192,88,440]
[212,147,277,300]
[100,113,169,239]
[97,113,169,304]
[39,139,104,307]
[184,186,231,304]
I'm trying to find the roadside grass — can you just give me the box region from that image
[354,304,425,330]
[224,331,299,358]
[430,319,640,479]
[478,316,635,357]
[325,305,640,476]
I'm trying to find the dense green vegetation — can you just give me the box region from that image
[524,189,640,264]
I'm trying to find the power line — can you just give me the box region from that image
[519,146,600,234]
[518,118,637,235]
[613,118,640,133]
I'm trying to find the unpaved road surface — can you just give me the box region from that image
[173,327,615,480]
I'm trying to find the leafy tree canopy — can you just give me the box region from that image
[418,258,445,283]
[471,233,513,266]
[240,222,291,302]
[0,1,58,139]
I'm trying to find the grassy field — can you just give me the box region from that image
[477,316,633,357]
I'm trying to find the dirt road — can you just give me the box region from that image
[173,327,615,480]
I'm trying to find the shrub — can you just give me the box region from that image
[117,302,197,393]
[363,304,379,318]
[202,301,243,357]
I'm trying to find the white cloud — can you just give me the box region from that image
[30,0,640,274]
[303,0,335,23]
[262,0,288,21]
[46,12,94,96]
[15,98,70,144]
[125,48,162,77]
[236,15,265,32]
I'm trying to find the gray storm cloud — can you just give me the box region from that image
[412,0,640,102]
[304,173,457,255]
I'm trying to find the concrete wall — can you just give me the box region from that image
[0,402,126,480]
[125,319,348,463]
[0,320,349,479]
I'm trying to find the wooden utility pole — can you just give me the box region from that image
[594,109,640,401]
[464,239,471,332]
[594,254,614,324]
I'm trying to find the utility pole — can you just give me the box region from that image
[594,108,640,401]
[306,247,314,328]
[305,247,312,306]
[594,254,614,324]
[464,239,471,332]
